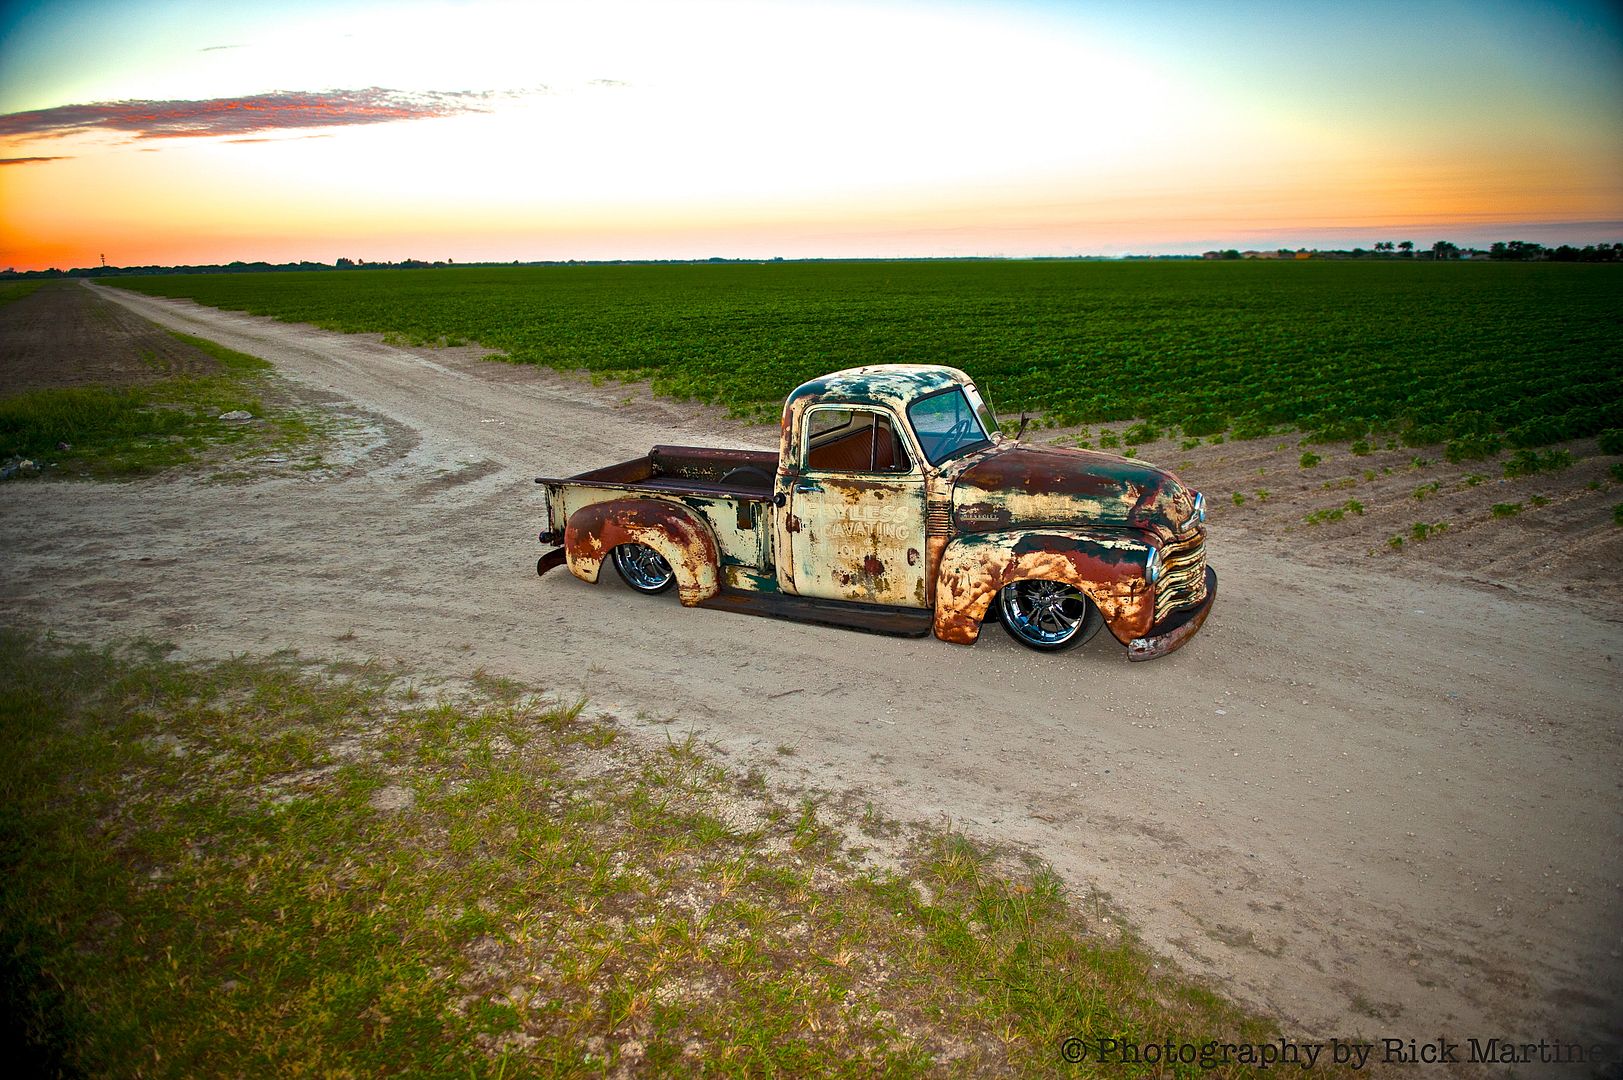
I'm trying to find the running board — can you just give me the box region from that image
[697,588,934,637]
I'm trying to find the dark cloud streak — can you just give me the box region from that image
[226,134,335,144]
[1,155,69,165]
[0,88,493,141]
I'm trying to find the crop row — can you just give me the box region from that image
[111,261,1623,448]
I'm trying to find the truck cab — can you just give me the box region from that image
[536,364,1215,660]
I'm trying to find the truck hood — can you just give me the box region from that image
[948,443,1200,539]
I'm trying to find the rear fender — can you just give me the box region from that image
[933,528,1155,645]
[564,499,721,606]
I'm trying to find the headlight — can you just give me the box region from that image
[1145,545,1162,585]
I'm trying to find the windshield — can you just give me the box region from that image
[908,388,993,465]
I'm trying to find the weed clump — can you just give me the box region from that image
[1503,448,1574,478]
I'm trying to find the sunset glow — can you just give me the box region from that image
[2,0,1619,269]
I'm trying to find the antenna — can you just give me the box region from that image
[100,253,107,267]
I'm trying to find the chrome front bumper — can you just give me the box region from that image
[1127,566,1217,662]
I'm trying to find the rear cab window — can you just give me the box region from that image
[803,407,914,474]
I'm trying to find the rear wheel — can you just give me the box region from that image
[997,580,1103,651]
[612,543,675,594]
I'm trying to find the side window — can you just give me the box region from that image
[804,408,914,474]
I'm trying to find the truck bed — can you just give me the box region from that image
[548,444,778,499]
[537,444,780,587]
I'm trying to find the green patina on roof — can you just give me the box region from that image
[785,364,973,412]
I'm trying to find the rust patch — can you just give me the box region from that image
[862,555,885,576]
[924,534,947,604]
[906,547,920,566]
[563,498,721,606]
[953,443,1197,540]
[784,514,801,534]
[932,529,1155,646]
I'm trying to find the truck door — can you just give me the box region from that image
[783,405,929,608]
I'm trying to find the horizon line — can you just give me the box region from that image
[9,241,1623,276]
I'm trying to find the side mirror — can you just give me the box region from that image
[1015,410,1031,441]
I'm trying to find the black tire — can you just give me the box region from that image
[997,579,1103,652]
[611,543,676,594]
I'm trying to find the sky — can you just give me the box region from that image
[1,0,1620,269]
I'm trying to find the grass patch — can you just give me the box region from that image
[1408,521,1449,541]
[0,330,324,479]
[1304,499,1364,525]
[0,281,45,307]
[1502,448,1574,478]
[1120,420,1159,446]
[1,632,1343,1077]
[1444,433,1501,462]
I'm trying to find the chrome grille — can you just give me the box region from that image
[1154,530,1208,622]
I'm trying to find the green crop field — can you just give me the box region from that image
[111,261,1622,451]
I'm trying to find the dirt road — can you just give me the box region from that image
[4,282,1619,1054]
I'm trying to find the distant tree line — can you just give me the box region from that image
[6,243,1622,279]
[1,255,797,278]
[1408,239,1619,261]
[1203,240,1622,262]
[0,257,468,280]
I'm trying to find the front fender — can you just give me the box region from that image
[933,528,1155,645]
[564,498,721,606]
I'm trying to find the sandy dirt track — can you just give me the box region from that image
[3,282,1619,1056]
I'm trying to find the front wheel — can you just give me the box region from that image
[611,543,675,594]
[997,580,1103,652]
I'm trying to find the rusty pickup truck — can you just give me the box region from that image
[535,364,1214,659]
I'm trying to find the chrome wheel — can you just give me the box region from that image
[997,579,1103,652]
[612,543,675,594]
